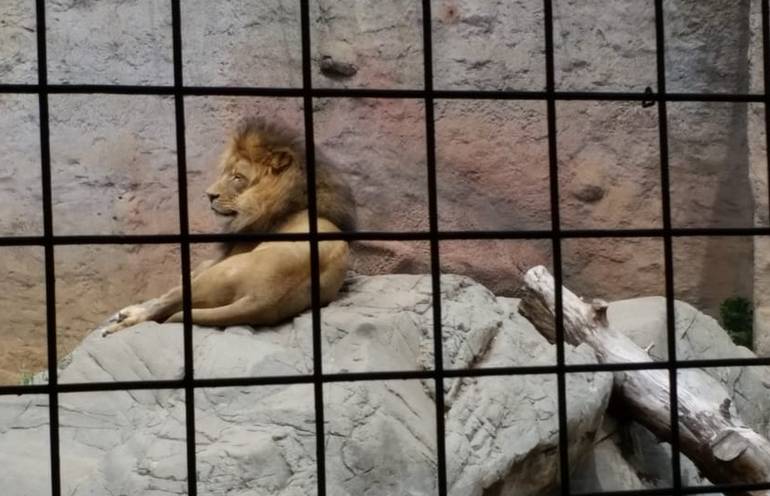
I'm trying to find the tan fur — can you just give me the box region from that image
[99,118,355,336]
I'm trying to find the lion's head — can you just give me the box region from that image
[205,118,356,234]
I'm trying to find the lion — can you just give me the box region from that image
[98,118,356,337]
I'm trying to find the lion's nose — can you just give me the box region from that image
[207,192,219,203]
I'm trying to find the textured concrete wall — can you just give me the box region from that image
[0,0,765,382]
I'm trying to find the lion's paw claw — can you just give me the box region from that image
[98,305,151,337]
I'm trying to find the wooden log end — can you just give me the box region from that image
[712,428,751,462]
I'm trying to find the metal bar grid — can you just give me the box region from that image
[761,2,770,486]
[542,0,571,492]
[1,0,767,495]
[168,0,199,492]
[652,0,683,491]
[420,1,449,493]
[298,1,328,494]
[6,353,770,396]
[1,83,770,103]
[5,226,770,248]
[33,1,61,495]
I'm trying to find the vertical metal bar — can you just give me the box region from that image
[542,0,570,494]
[762,0,770,225]
[298,2,327,495]
[653,0,683,492]
[762,0,770,410]
[169,1,197,495]
[419,1,448,494]
[34,1,61,494]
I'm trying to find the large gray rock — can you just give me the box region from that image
[570,416,647,493]
[0,274,612,496]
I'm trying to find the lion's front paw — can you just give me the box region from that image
[100,305,151,337]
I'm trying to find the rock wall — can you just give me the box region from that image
[0,0,766,382]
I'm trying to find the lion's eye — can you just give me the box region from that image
[232,173,245,182]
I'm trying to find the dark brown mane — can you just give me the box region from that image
[234,117,302,153]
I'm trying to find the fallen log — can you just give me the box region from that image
[518,265,770,495]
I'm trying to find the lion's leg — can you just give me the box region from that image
[163,238,348,328]
[99,287,183,337]
[101,232,348,336]
[164,297,258,326]
[99,254,229,337]
[99,263,228,337]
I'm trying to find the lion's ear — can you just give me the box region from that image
[268,147,297,173]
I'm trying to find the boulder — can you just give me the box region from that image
[0,274,612,496]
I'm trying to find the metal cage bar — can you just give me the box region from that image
[7,226,770,248]
[168,1,199,494]
[298,1,329,494]
[33,2,61,495]
[420,1,449,493]
[542,0,572,492]
[652,0,683,491]
[2,83,770,103]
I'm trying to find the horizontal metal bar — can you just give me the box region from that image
[0,83,766,103]
[3,355,768,397]
[572,488,674,496]
[2,226,770,247]
[573,480,770,496]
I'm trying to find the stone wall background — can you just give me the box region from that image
[0,0,767,382]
